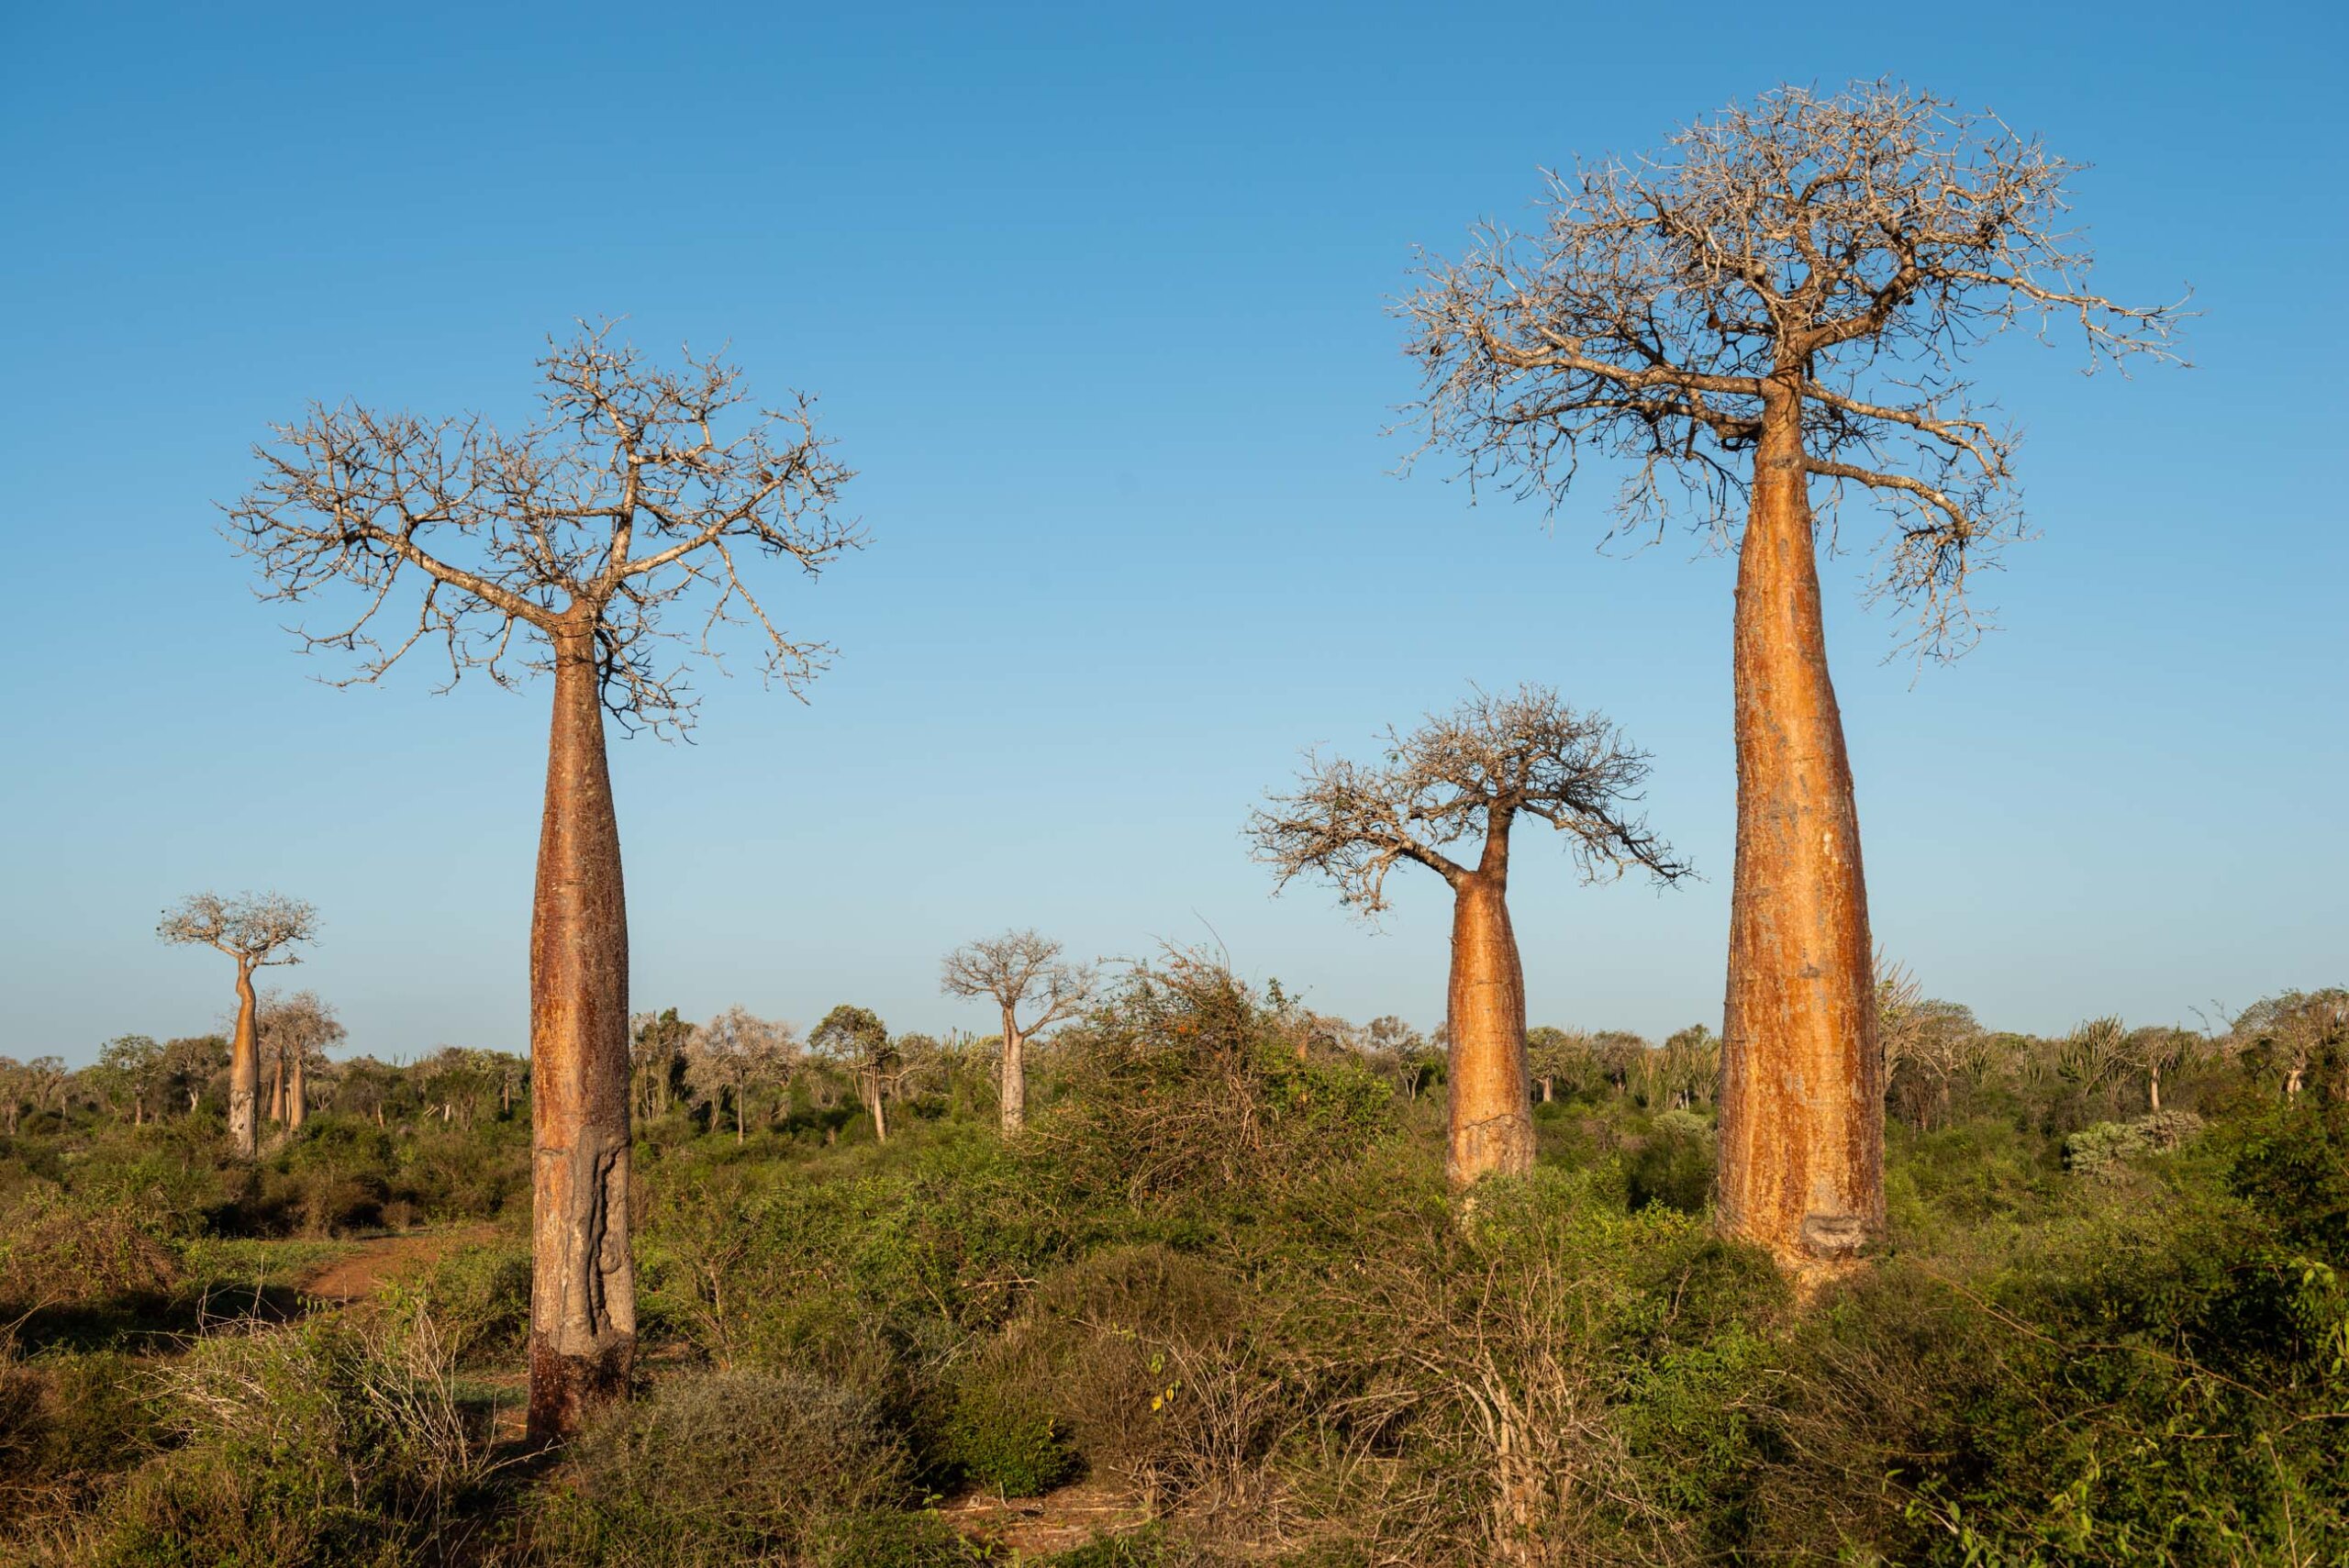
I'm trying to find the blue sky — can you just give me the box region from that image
[4,2,2343,1064]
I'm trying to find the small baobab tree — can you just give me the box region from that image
[1402,82,2184,1269]
[1250,684,1686,1186]
[259,989,346,1132]
[225,324,858,1439]
[940,930,1097,1135]
[158,892,318,1158]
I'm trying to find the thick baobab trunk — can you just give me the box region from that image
[269,1050,286,1125]
[999,1006,1027,1136]
[1444,832,1534,1186]
[228,962,261,1158]
[289,1051,306,1131]
[870,1077,891,1143]
[526,627,636,1442]
[1717,375,1885,1273]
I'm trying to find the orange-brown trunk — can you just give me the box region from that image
[1000,1006,1027,1135]
[1717,375,1885,1273]
[288,1050,306,1131]
[228,962,260,1159]
[526,625,637,1440]
[1444,833,1533,1186]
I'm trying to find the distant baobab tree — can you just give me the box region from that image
[259,989,346,1131]
[1402,82,2184,1269]
[224,323,858,1439]
[940,930,1097,1135]
[1250,685,1686,1186]
[157,891,318,1158]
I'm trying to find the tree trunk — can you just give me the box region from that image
[735,1086,745,1145]
[526,625,636,1442]
[1717,373,1885,1273]
[289,1051,306,1131]
[870,1074,890,1143]
[269,1047,286,1125]
[1539,1076,1554,1104]
[228,960,261,1159]
[2148,1067,2162,1115]
[1444,831,1533,1187]
[1000,1006,1027,1136]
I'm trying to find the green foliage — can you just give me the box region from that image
[2061,1108,2204,1180]
[536,1369,913,1567]
[73,1308,489,1568]
[938,1382,1075,1496]
[1623,1107,1715,1214]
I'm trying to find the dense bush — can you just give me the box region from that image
[6,974,2345,1565]
[71,1308,491,1568]
[533,1369,916,1566]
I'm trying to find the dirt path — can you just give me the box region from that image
[300,1224,504,1303]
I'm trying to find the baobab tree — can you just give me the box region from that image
[259,989,346,1131]
[940,930,1097,1135]
[1250,685,1686,1186]
[1402,83,2184,1269]
[225,324,858,1439]
[158,892,318,1158]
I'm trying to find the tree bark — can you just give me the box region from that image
[288,1050,306,1131]
[526,624,637,1442]
[1444,830,1534,1186]
[999,1006,1027,1136]
[1716,373,1886,1273]
[228,960,261,1159]
[870,1075,890,1143]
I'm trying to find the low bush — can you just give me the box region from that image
[73,1307,490,1568]
[534,1369,914,1566]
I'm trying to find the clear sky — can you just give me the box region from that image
[4,2,2343,1065]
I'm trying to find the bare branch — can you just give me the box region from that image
[222,320,863,737]
[1401,79,2189,660]
[1249,684,1688,918]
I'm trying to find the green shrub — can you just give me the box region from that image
[403,1239,529,1366]
[0,1186,180,1329]
[78,1308,489,1568]
[1624,1108,1714,1214]
[805,1507,981,1566]
[537,1369,912,1566]
[939,1381,1074,1496]
[2062,1109,2204,1180]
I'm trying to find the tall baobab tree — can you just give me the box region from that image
[259,990,346,1132]
[940,930,1097,1135]
[158,892,318,1158]
[225,324,858,1440]
[1250,685,1686,1186]
[1402,83,2184,1269]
